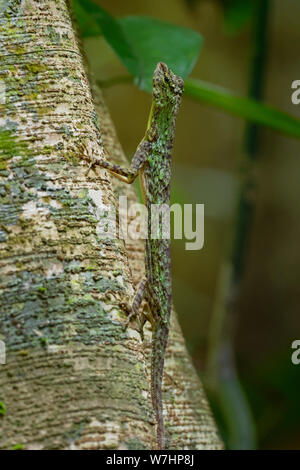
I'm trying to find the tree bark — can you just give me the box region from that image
[0,0,222,450]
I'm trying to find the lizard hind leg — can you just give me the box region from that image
[120,278,150,339]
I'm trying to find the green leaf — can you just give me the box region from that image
[74,0,140,77]
[74,2,202,92]
[184,78,300,140]
[118,16,203,92]
[72,0,101,38]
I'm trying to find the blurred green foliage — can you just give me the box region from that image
[74,0,300,140]
[118,16,203,92]
[221,0,254,33]
[75,0,203,91]
[184,78,300,140]
[185,0,254,33]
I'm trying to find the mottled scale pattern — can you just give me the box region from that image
[92,62,184,449]
[141,63,183,449]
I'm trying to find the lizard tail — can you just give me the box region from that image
[151,324,168,450]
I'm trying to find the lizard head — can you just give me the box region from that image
[152,62,184,105]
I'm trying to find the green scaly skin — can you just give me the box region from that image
[84,62,184,449]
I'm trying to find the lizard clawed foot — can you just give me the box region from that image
[119,301,146,341]
[77,142,97,176]
[85,156,97,177]
[119,300,131,315]
[119,301,136,329]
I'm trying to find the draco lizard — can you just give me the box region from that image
[85,62,184,449]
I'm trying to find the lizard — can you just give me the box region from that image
[84,62,184,449]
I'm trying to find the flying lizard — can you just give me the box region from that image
[84,62,184,449]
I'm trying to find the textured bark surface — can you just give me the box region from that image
[0,0,222,450]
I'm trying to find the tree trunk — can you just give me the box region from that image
[0,0,222,450]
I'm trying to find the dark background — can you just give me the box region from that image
[84,0,300,449]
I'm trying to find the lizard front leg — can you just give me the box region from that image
[82,140,151,184]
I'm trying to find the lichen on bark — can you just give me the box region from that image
[0,0,222,450]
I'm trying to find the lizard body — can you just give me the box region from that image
[86,62,184,449]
